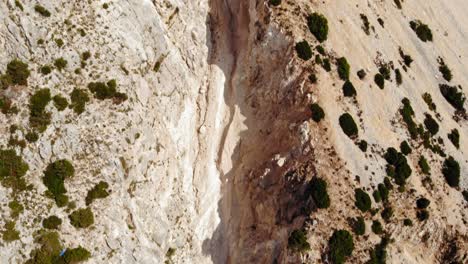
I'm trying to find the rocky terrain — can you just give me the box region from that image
[0,0,466,263]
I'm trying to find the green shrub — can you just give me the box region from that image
[307,177,330,209]
[53,95,68,111]
[8,200,23,218]
[357,69,366,79]
[15,0,24,11]
[337,57,350,81]
[422,93,437,111]
[316,45,326,55]
[403,218,413,226]
[29,88,52,132]
[43,160,74,206]
[309,73,317,84]
[43,215,62,230]
[360,14,370,35]
[81,51,92,61]
[379,65,391,80]
[269,0,281,6]
[103,3,109,9]
[339,113,358,138]
[310,103,325,122]
[377,18,385,27]
[26,231,61,263]
[0,149,29,192]
[61,247,91,263]
[395,68,402,85]
[368,237,389,264]
[307,13,329,42]
[384,178,393,190]
[352,217,365,236]
[54,58,67,71]
[378,184,389,202]
[394,0,402,9]
[416,209,429,221]
[448,129,459,149]
[2,221,19,242]
[358,140,368,152]
[400,141,412,155]
[371,220,383,234]
[70,88,89,114]
[381,207,393,222]
[7,59,30,85]
[400,98,418,139]
[86,181,110,205]
[55,39,64,48]
[410,20,433,42]
[373,190,381,203]
[384,147,412,186]
[438,58,452,82]
[288,229,310,252]
[424,114,439,135]
[439,84,465,111]
[35,4,51,17]
[25,131,39,142]
[442,156,460,187]
[416,198,430,209]
[69,208,94,228]
[40,65,52,75]
[329,230,354,264]
[322,58,332,72]
[355,188,371,212]
[418,155,430,175]
[0,74,13,89]
[399,48,413,67]
[374,73,384,89]
[342,81,356,97]
[295,40,312,61]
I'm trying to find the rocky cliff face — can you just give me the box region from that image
[0,0,466,263]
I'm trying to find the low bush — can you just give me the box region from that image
[374,73,384,89]
[81,51,92,61]
[61,247,91,263]
[422,93,437,111]
[447,129,459,149]
[43,160,74,206]
[379,184,389,201]
[8,200,23,218]
[355,188,371,212]
[307,177,330,209]
[29,88,52,132]
[442,156,460,187]
[2,221,19,242]
[373,190,381,203]
[379,65,391,80]
[15,1,23,11]
[329,230,354,264]
[394,0,402,9]
[43,215,62,230]
[371,220,383,234]
[400,141,412,155]
[70,88,89,114]
[307,13,329,42]
[269,0,281,6]
[381,207,393,222]
[88,80,128,104]
[403,218,413,226]
[395,68,402,85]
[438,58,452,82]
[6,59,30,85]
[358,140,368,152]
[322,58,332,72]
[342,81,356,97]
[418,155,430,175]
[54,58,67,71]
[40,65,52,75]
[310,103,325,122]
[35,4,51,17]
[69,208,94,228]
[26,231,61,263]
[400,98,418,139]
[288,229,310,252]
[25,131,39,142]
[384,147,412,186]
[424,114,439,135]
[309,73,317,84]
[316,45,326,55]
[337,57,350,81]
[416,198,430,209]
[377,18,385,28]
[295,40,312,61]
[352,217,365,235]
[399,47,413,67]
[339,113,358,138]
[416,209,429,221]
[0,149,29,192]
[410,20,433,42]
[357,69,366,80]
[368,237,389,264]
[53,95,68,111]
[439,84,466,111]
[360,14,370,35]
[85,181,110,205]
[55,39,64,48]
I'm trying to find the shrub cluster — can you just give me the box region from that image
[42,215,62,230]
[399,47,413,67]
[85,181,110,205]
[328,230,354,264]
[4,59,30,86]
[307,177,330,209]
[374,73,385,89]
[70,88,90,114]
[0,149,29,192]
[342,81,356,97]
[439,84,465,111]
[295,40,312,61]
[447,129,459,149]
[337,57,350,81]
[310,103,325,122]
[29,89,52,132]
[288,229,310,252]
[442,156,460,188]
[269,0,281,6]
[384,147,412,186]
[339,113,358,138]
[400,98,418,139]
[422,93,437,111]
[43,160,74,207]
[410,20,433,42]
[438,58,452,82]
[307,13,329,42]
[354,188,371,212]
[69,208,94,228]
[88,80,128,103]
